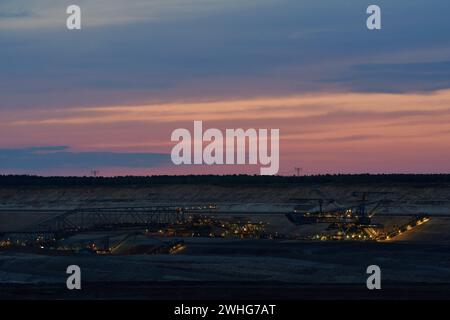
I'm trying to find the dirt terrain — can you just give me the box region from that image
[1,177,450,299]
[1,181,450,210]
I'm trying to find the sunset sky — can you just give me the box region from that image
[1,0,450,176]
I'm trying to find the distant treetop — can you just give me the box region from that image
[0,174,450,187]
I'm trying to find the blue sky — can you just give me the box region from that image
[1,0,449,109]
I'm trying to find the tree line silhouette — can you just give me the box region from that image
[1,174,450,187]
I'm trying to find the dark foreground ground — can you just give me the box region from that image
[1,240,450,299]
[2,282,450,300]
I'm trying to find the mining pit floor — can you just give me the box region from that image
[1,182,450,299]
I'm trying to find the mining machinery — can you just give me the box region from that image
[286,192,395,240]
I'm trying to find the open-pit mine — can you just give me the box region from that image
[1,175,450,299]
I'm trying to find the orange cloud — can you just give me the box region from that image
[3,89,450,174]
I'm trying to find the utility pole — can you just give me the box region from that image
[91,170,99,177]
[294,167,303,176]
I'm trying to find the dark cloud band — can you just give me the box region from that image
[0,146,170,170]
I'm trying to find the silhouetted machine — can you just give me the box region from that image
[286,192,393,230]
